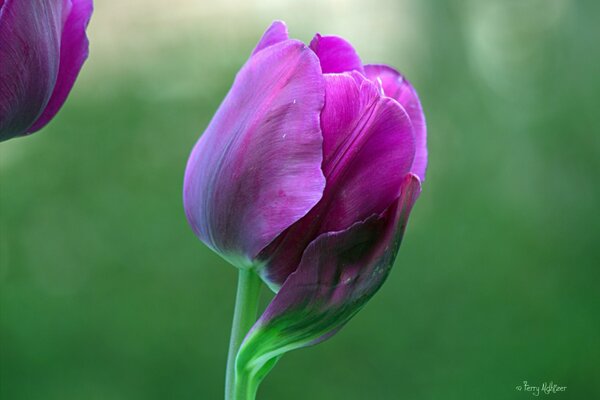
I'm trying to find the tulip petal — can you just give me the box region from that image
[0,0,65,140]
[259,72,415,288]
[309,33,364,74]
[238,174,421,392]
[364,64,427,181]
[27,0,93,133]
[252,20,288,55]
[184,40,326,268]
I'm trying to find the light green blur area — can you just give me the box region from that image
[1,0,598,399]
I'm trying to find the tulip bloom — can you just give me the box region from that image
[184,21,427,399]
[0,0,93,142]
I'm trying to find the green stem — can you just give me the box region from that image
[225,269,262,400]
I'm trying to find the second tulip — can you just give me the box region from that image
[0,0,93,142]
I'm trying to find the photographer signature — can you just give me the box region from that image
[516,381,567,396]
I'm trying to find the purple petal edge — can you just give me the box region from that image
[309,33,364,74]
[27,0,93,133]
[364,64,427,181]
[258,71,416,288]
[183,40,326,266]
[237,174,422,380]
[259,173,421,327]
[252,20,289,55]
[0,0,63,140]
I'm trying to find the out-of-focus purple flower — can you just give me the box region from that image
[184,20,427,389]
[0,0,93,142]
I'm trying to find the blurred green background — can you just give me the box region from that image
[1,0,599,399]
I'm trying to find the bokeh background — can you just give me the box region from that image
[1,0,599,399]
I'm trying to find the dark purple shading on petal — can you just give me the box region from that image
[0,0,64,140]
[251,20,288,55]
[309,33,364,74]
[259,72,415,288]
[27,0,93,133]
[238,174,422,386]
[184,40,326,267]
[365,64,427,181]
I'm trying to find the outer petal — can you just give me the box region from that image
[183,40,326,268]
[258,72,415,288]
[364,64,427,181]
[238,174,422,395]
[251,20,288,55]
[0,0,65,141]
[309,33,364,74]
[27,0,93,133]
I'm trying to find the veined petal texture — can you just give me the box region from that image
[183,39,326,268]
[27,0,93,133]
[0,0,92,140]
[0,0,64,140]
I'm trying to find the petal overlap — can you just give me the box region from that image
[183,22,428,395]
[0,0,64,140]
[0,0,92,141]
[258,72,416,288]
[28,0,93,133]
[184,39,326,268]
[365,64,427,181]
[309,33,364,74]
[237,174,422,394]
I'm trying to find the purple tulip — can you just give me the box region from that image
[0,0,93,142]
[184,21,427,395]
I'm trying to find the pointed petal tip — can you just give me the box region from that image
[405,172,423,194]
[252,20,289,55]
[396,173,422,218]
[270,20,287,29]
